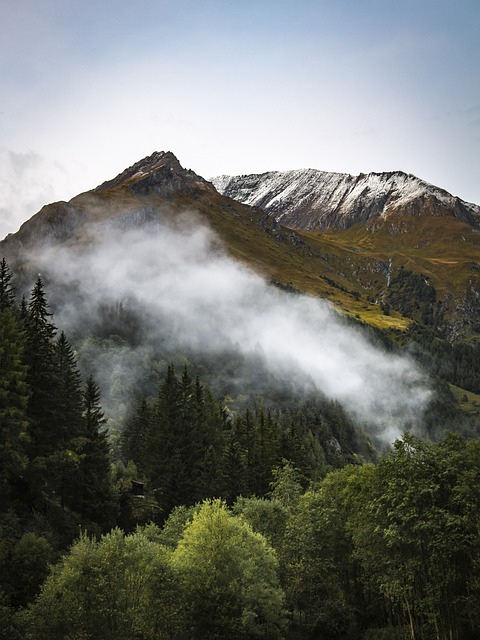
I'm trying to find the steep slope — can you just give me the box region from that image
[1,152,213,253]
[2,151,408,331]
[3,152,480,339]
[212,169,480,231]
[213,169,480,339]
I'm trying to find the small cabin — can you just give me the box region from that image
[130,480,145,497]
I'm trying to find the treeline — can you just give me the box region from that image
[403,323,480,394]
[5,434,480,640]
[121,365,366,520]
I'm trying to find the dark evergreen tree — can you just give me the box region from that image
[221,429,248,503]
[0,258,15,312]
[78,376,115,531]
[144,364,184,515]
[122,397,151,474]
[23,277,57,461]
[0,307,30,509]
[52,332,84,511]
[252,408,282,496]
[137,365,227,516]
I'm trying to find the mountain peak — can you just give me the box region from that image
[94,150,210,196]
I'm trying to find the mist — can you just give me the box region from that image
[0,149,78,239]
[30,211,431,443]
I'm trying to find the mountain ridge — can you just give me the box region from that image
[211,168,480,231]
[2,150,480,339]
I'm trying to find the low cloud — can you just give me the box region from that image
[0,149,75,239]
[30,211,431,443]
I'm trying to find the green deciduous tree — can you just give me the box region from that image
[172,499,286,639]
[280,466,361,639]
[22,528,180,640]
[348,433,480,640]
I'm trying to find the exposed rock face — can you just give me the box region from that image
[95,150,214,199]
[212,170,480,231]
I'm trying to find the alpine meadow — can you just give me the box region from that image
[1,150,480,640]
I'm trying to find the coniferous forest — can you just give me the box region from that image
[2,257,480,640]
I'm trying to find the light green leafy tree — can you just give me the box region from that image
[21,528,180,640]
[172,499,286,639]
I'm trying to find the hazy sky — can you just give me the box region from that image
[1,0,479,238]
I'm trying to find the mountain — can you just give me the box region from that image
[2,151,480,341]
[211,169,480,231]
[213,169,480,339]
[1,151,215,253]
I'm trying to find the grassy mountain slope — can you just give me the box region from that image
[2,151,479,341]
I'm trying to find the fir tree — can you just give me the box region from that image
[78,376,115,531]
[122,397,151,474]
[24,277,57,458]
[0,258,15,312]
[22,277,59,508]
[0,307,30,509]
[53,332,84,510]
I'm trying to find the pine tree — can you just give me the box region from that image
[53,332,84,510]
[221,428,247,503]
[0,307,30,509]
[142,365,226,516]
[122,397,151,474]
[0,258,16,312]
[24,277,57,458]
[144,365,182,514]
[22,277,60,509]
[78,376,115,531]
[252,408,282,496]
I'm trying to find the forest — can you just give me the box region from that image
[1,256,480,640]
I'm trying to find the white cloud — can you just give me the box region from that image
[30,212,431,443]
[0,149,81,239]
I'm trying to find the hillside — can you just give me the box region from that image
[2,151,480,640]
[213,169,480,339]
[0,151,411,333]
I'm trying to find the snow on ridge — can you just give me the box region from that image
[212,168,480,228]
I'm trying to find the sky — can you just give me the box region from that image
[1,0,479,239]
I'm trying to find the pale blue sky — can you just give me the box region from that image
[1,0,479,237]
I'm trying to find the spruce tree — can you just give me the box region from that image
[78,376,115,531]
[0,307,30,509]
[0,258,15,312]
[24,277,57,456]
[53,332,84,510]
[23,277,58,506]
[122,397,151,474]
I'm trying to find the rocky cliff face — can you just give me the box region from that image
[95,150,214,198]
[212,169,480,231]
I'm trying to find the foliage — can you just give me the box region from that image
[172,499,286,639]
[3,257,480,639]
[22,528,180,640]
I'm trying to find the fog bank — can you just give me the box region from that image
[31,212,431,443]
